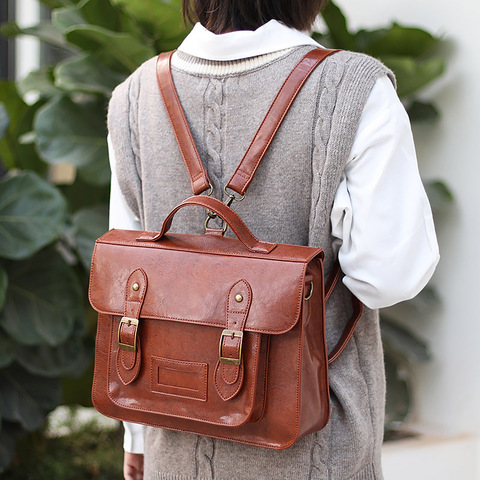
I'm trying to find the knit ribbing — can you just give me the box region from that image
[173,49,293,76]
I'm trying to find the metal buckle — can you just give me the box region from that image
[219,329,244,366]
[223,186,245,207]
[304,281,314,301]
[118,317,139,352]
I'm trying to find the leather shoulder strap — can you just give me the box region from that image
[156,51,212,195]
[325,261,363,364]
[156,48,340,197]
[225,48,339,196]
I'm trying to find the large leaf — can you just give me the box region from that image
[0,21,74,51]
[34,96,110,185]
[111,0,187,50]
[425,180,454,214]
[0,172,67,260]
[53,0,121,33]
[320,1,356,51]
[16,336,86,377]
[0,328,16,369]
[381,55,445,97]
[39,0,75,8]
[71,205,109,269]
[0,364,62,431]
[0,248,83,346]
[59,176,110,212]
[0,104,9,140]
[0,267,7,312]
[18,67,61,99]
[384,353,411,431]
[381,315,431,363]
[55,54,126,95]
[77,0,121,32]
[403,285,441,313]
[0,422,19,471]
[356,23,440,58]
[407,100,439,123]
[0,82,48,174]
[65,25,155,72]
[52,5,86,32]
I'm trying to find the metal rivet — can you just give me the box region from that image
[132,282,140,291]
[235,294,243,303]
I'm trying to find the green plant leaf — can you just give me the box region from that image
[110,0,186,49]
[39,0,74,8]
[34,96,110,185]
[55,54,126,95]
[0,172,67,260]
[403,285,441,312]
[0,267,7,312]
[0,21,74,51]
[0,364,62,431]
[52,6,86,33]
[0,328,16,369]
[320,1,356,50]
[77,0,121,32]
[59,177,110,212]
[0,82,48,174]
[77,153,110,186]
[18,67,60,99]
[384,352,411,430]
[0,248,83,346]
[0,325,17,370]
[65,25,155,72]
[16,336,86,377]
[407,100,439,122]
[0,422,19,471]
[71,205,108,269]
[381,56,445,98]
[356,23,440,58]
[0,104,9,140]
[425,180,454,213]
[381,315,431,363]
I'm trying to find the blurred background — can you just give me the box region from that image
[0,0,478,478]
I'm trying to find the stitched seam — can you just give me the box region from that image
[150,356,208,402]
[157,55,207,193]
[230,51,333,193]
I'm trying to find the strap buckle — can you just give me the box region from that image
[219,329,244,366]
[118,317,139,352]
[223,186,245,208]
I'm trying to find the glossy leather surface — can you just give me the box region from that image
[90,220,328,448]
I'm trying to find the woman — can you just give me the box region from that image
[107,1,439,479]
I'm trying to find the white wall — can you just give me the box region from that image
[15,0,40,81]
[335,0,480,436]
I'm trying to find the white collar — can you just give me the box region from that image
[177,20,321,61]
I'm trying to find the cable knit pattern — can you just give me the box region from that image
[195,436,216,479]
[204,78,224,197]
[108,46,394,480]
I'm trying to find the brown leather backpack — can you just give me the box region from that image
[89,49,362,450]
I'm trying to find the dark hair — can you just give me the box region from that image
[182,0,327,34]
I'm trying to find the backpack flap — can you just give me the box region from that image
[89,228,323,429]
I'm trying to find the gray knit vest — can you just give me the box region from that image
[108,46,395,480]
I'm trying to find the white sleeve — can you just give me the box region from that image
[331,76,440,310]
[108,134,142,231]
[108,135,144,454]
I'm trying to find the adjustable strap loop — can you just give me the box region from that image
[325,262,363,365]
[214,279,252,401]
[116,268,148,385]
